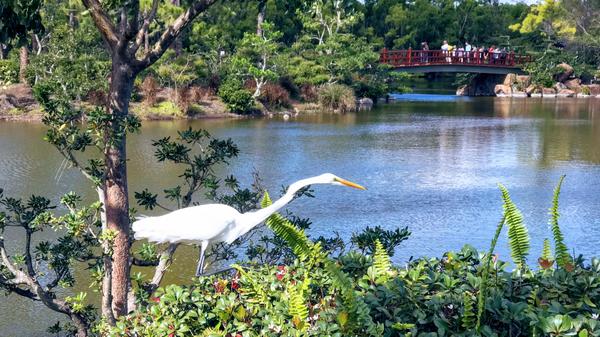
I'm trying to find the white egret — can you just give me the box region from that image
[132,173,366,276]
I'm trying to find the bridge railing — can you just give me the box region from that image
[380,48,532,68]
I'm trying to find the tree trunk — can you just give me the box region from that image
[105,60,136,317]
[257,0,266,36]
[19,46,28,83]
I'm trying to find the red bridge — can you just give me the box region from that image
[380,48,533,74]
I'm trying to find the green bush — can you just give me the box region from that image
[317,83,356,112]
[0,59,19,85]
[218,79,255,114]
[106,247,600,337]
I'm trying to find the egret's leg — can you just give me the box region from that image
[195,241,208,277]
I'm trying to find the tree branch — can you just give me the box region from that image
[126,0,141,41]
[1,237,88,334]
[80,0,119,50]
[0,237,30,286]
[24,229,36,277]
[147,243,178,293]
[132,0,160,54]
[134,0,218,70]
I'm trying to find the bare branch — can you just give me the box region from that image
[132,0,160,54]
[147,243,178,293]
[24,229,35,277]
[80,0,119,50]
[126,0,141,40]
[0,237,29,285]
[134,0,218,70]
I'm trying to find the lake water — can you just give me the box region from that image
[1,95,600,335]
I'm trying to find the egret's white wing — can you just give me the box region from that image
[132,204,241,243]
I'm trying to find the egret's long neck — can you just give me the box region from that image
[235,177,319,234]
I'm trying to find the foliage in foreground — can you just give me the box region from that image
[107,245,600,337]
[107,177,600,337]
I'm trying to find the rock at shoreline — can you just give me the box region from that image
[503,74,517,86]
[357,97,374,111]
[542,87,556,97]
[526,85,541,95]
[586,84,600,95]
[557,89,576,97]
[554,82,567,91]
[564,78,582,91]
[494,84,512,96]
[555,63,574,83]
[0,84,38,111]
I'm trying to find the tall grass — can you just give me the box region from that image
[317,84,356,112]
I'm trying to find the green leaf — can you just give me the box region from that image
[499,184,530,270]
[549,175,570,268]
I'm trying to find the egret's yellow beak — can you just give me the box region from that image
[335,177,367,190]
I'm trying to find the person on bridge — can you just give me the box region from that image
[421,42,429,63]
[465,41,472,63]
[488,46,496,64]
[441,40,450,63]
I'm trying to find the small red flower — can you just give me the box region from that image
[150,297,160,303]
[276,265,287,281]
[231,273,240,290]
[168,333,175,337]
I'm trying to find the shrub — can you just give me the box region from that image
[300,84,318,102]
[140,76,160,107]
[86,89,107,106]
[0,59,19,85]
[278,76,300,99]
[218,79,255,114]
[106,247,600,337]
[259,83,291,109]
[582,85,591,95]
[317,84,356,112]
[352,80,385,103]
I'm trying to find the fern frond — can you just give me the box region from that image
[549,175,570,268]
[325,260,382,335]
[232,264,269,304]
[476,214,505,331]
[262,191,381,336]
[541,238,553,261]
[262,192,315,263]
[288,280,310,331]
[372,239,392,283]
[462,292,477,329]
[499,184,530,269]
